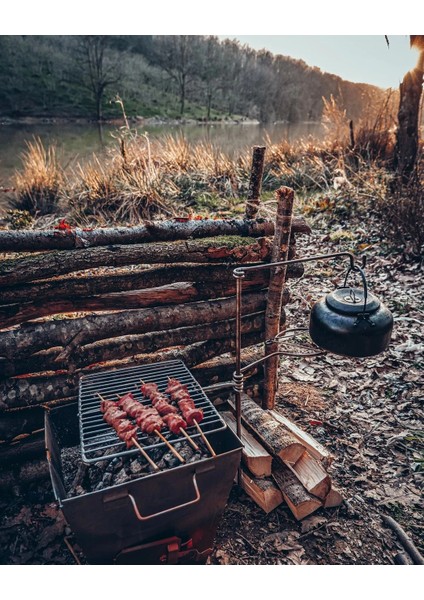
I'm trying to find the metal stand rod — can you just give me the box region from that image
[232,251,360,470]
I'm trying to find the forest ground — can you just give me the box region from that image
[0,193,422,568]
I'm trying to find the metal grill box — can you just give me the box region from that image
[45,402,242,564]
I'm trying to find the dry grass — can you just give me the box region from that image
[12,138,65,215]
[9,95,422,260]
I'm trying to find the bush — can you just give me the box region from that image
[375,180,424,258]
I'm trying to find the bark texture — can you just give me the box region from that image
[0,217,311,252]
[263,186,294,408]
[245,146,266,219]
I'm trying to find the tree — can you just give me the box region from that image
[149,36,201,116]
[76,36,121,122]
[393,35,424,184]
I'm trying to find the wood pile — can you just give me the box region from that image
[225,394,343,520]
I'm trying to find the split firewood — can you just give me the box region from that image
[239,467,284,514]
[222,412,272,478]
[229,394,305,464]
[269,409,334,468]
[323,486,344,508]
[288,451,332,499]
[272,461,322,521]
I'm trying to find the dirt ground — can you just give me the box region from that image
[0,207,422,567]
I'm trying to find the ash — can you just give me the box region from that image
[60,439,209,498]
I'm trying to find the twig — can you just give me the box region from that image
[64,536,82,565]
[382,514,424,565]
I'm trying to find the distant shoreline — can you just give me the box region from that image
[0,116,264,127]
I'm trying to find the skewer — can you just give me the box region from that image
[139,379,199,452]
[153,429,185,463]
[193,419,217,457]
[130,437,160,471]
[166,377,217,458]
[119,390,185,464]
[97,393,160,471]
[178,426,200,451]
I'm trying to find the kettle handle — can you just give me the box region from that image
[342,265,369,313]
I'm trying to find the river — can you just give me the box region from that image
[0,120,326,186]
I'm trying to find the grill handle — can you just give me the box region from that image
[127,473,201,522]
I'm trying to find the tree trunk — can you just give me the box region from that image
[0,306,287,378]
[263,186,294,409]
[0,273,281,329]
[0,333,263,411]
[0,217,311,252]
[394,52,424,184]
[0,237,271,287]
[0,291,268,360]
[0,249,299,306]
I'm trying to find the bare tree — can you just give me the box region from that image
[149,36,201,116]
[77,36,121,122]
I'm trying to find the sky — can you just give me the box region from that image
[218,35,419,89]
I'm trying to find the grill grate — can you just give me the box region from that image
[78,360,226,464]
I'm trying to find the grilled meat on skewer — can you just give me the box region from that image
[100,402,138,449]
[165,378,204,426]
[116,392,164,433]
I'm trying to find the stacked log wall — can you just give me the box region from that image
[0,216,310,479]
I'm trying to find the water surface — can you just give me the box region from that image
[0,121,326,186]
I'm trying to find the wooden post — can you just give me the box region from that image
[245,146,266,219]
[263,186,294,409]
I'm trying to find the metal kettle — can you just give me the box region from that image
[309,266,394,357]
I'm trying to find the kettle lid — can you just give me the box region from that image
[326,287,380,315]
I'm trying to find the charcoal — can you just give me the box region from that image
[149,458,166,473]
[188,452,203,464]
[113,469,129,486]
[60,446,81,490]
[69,462,88,494]
[87,465,102,489]
[93,448,119,469]
[177,444,194,463]
[130,460,146,475]
[149,446,166,463]
[163,453,180,469]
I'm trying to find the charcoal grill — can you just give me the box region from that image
[79,359,226,463]
[45,361,242,565]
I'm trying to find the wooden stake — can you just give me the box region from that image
[245,146,266,219]
[263,186,295,409]
[193,419,216,457]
